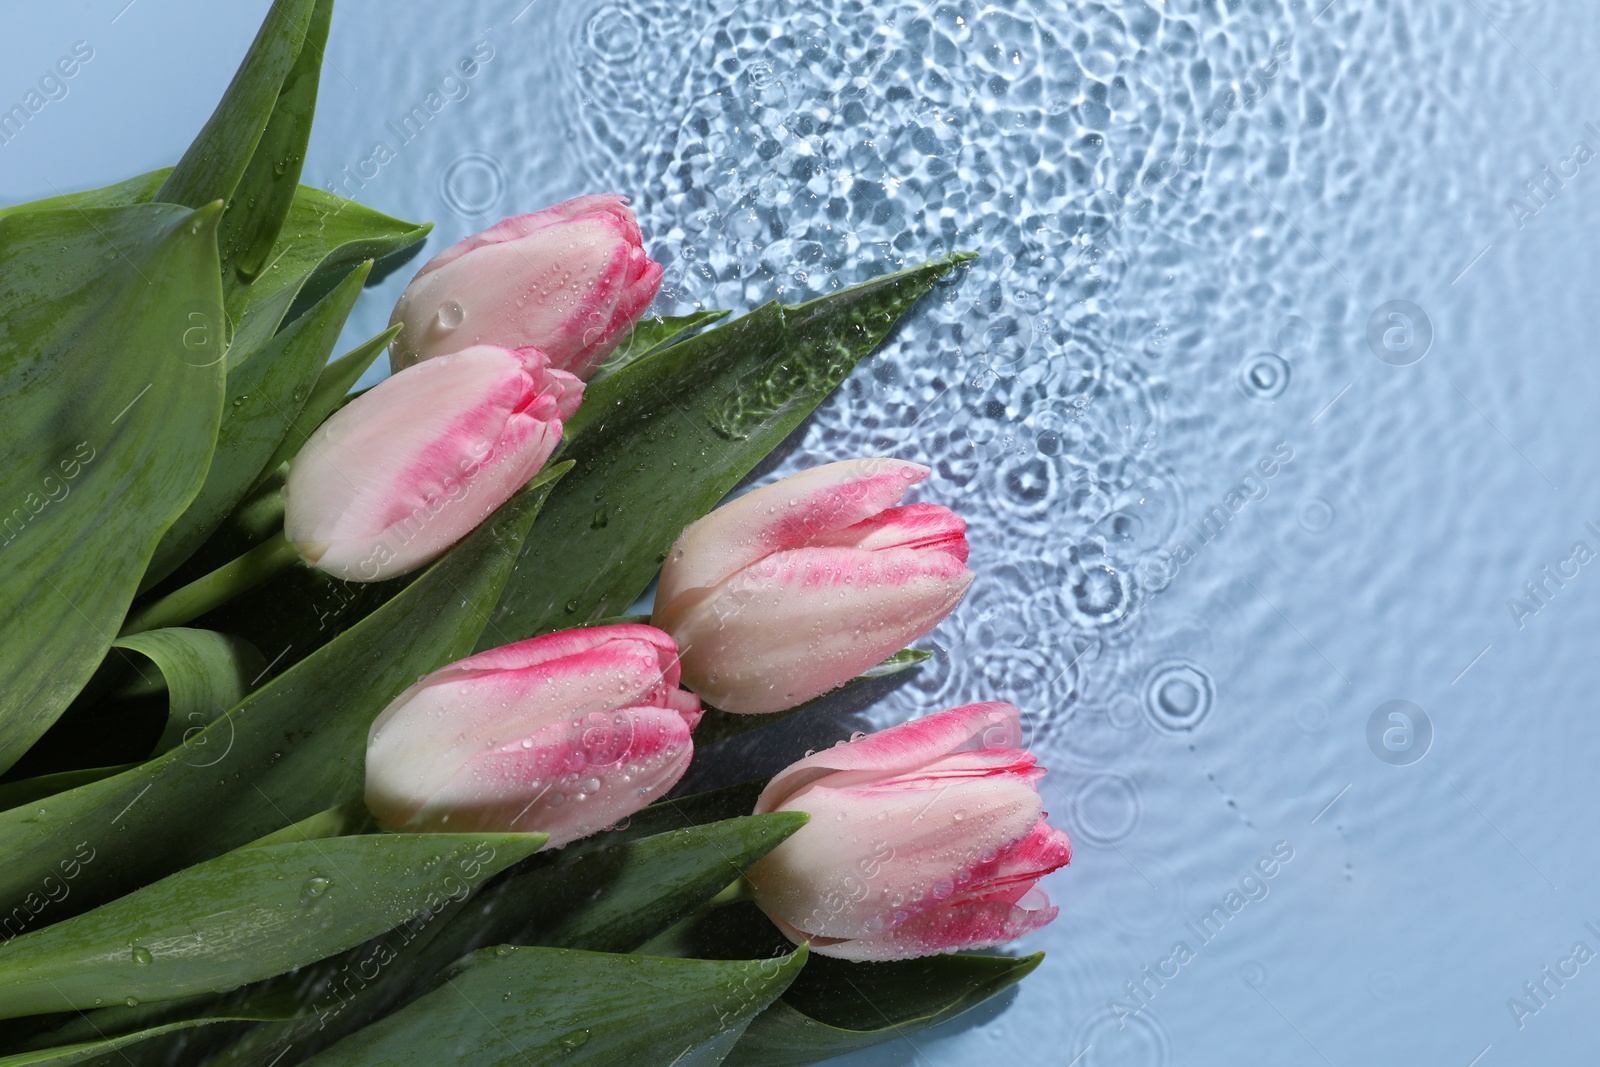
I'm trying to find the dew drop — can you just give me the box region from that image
[130,946,153,966]
[558,1029,592,1052]
[436,300,465,330]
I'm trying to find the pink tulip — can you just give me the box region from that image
[388,194,663,380]
[651,458,973,714]
[364,624,701,848]
[745,702,1071,961]
[283,344,580,582]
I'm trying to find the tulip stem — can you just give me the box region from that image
[706,877,756,908]
[122,531,300,636]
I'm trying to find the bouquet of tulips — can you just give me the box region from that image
[0,4,1072,1064]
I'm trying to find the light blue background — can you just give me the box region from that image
[5,1,1600,1064]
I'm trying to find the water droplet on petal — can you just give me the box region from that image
[436,300,465,329]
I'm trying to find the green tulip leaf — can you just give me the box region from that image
[0,767,134,816]
[6,170,428,370]
[110,628,266,755]
[693,648,933,747]
[724,952,1043,1067]
[0,1014,275,1067]
[199,812,807,1066]
[0,465,569,922]
[479,252,974,650]
[0,833,544,1020]
[227,184,430,361]
[155,0,315,212]
[300,945,806,1067]
[155,0,333,306]
[143,261,372,587]
[635,894,1044,1067]
[14,141,427,370]
[439,812,807,958]
[211,0,333,297]
[589,309,731,382]
[0,202,226,774]
[571,780,771,856]
[3,981,307,1062]
[0,170,167,221]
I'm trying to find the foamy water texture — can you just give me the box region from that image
[7,0,1600,1061]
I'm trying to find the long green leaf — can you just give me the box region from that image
[479,253,973,650]
[155,0,315,212]
[0,466,568,920]
[201,813,807,1066]
[433,812,808,960]
[725,952,1042,1067]
[0,767,133,816]
[228,185,429,359]
[0,833,543,1020]
[0,170,167,220]
[588,309,731,383]
[0,202,226,773]
[110,628,265,755]
[213,0,333,294]
[143,261,372,587]
[0,1014,274,1066]
[640,895,1044,1067]
[13,159,428,363]
[301,946,807,1067]
[568,780,771,859]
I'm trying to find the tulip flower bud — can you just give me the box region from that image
[283,344,580,582]
[652,458,973,714]
[364,624,701,848]
[746,702,1071,961]
[388,194,663,380]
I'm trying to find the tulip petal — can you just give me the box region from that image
[756,703,1024,813]
[664,544,972,715]
[403,703,695,848]
[654,458,931,619]
[447,622,681,684]
[747,770,1042,939]
[389,196,661,377]
[284,345,572,581]
[793,894,1060,962]
[954,818,1074,907]
[365,626,692,826]
[809,503,969,562]
[417,194,637,276]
